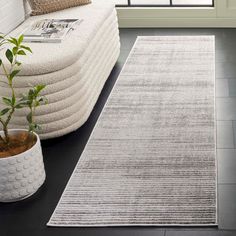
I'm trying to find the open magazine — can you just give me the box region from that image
[23,19,83,43]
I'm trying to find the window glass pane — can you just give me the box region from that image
[131,0,170,5]
[172,0,212,5]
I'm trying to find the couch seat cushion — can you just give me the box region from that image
[0,2,115,76]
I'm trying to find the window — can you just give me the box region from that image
[116,0,214,7]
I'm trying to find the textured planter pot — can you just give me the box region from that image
[0,129,46,202]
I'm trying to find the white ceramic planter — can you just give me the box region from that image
[0,129,46,202]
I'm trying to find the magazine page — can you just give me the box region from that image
[34,19,80,30]
[23,19,83,43]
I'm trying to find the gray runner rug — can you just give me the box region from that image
[48,36,217,227]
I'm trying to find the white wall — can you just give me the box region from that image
[117,0,236,27]
[0,0,25,34]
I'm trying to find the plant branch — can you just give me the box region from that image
[0,134,5,143]
[0,117,5,126]
[1,62,9,79]
[0,35,46,155]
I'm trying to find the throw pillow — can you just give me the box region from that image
[27,0,91,15]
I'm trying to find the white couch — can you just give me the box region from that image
[0,0,120,139]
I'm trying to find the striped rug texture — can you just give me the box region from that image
[48,36,217,227]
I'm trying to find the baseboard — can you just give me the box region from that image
[118,17,236,28]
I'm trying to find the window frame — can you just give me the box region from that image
[116,0,236,28]
[116,0,214,8]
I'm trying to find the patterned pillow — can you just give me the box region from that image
[27,0,91,15]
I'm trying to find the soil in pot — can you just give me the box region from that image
[0,131,37,158]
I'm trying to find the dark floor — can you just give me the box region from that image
[1,28,236,236]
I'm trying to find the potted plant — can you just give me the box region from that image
[0,34,47,202]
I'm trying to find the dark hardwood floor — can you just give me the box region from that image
[1,28,236,236]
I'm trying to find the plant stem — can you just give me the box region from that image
[1,62,8,79]
[0,134,6,144]
[0,108,7,144]
[1,55,17,144]
[29,105,33,132]
[0,117,5,126]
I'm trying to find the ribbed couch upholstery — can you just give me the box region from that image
[0,2,120,139]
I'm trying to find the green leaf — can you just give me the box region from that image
[11,37,18,45]
[28,89,34,98]
[16,61,22,66]
[15,102,27,109]
[15,104,23,109]
[0,41,7,48]
[17,50,26,56]
[15,101,28,109]
[12,46,18,55]
[7,39,14,44]
[19,96,27,102]
[18,35,24,45]
[35,124,41,131]
[5,49,13,64]
[34,100,40,107]
[0,59,2,66]
[10,70,20,80]
[0,108,10,116]
[7,38,18,46]
[29,123,41,132]
[34,84,46,96]
[2,97,12,106]
[38,97,44,103]
[20,45,32,53]
[36,84,46,91]
[12,96,15,106]
[17,99,29,105]
[38,96,48,105]
[26,113,32,123]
